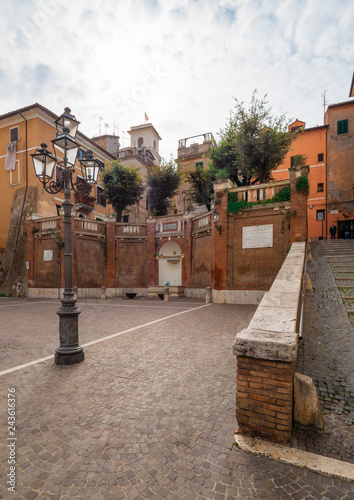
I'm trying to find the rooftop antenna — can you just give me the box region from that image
[99,116,103,135]
[322,90,327,121]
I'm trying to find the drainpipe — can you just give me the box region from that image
[325,125,328,240]
[10,112,29,278]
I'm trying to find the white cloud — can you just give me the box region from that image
[0,0,353,159]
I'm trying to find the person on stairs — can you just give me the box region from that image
[344,223,350,240]
[329,223,337,240]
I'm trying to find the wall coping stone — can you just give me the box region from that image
[233,242,305,362]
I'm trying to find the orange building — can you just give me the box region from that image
[0,103,115,251]
[325,100,354,238]
[272,120,328,239]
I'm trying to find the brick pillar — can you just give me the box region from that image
[183,218,192,288]
[236,356,295,443]
[147,220,157,285]
[289,165,309,244]
[26,218,35,288]
[106,220,116,289]
[211,179,232,289]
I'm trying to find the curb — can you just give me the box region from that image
[234,433,354,482]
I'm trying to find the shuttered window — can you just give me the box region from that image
[337,119,348,135]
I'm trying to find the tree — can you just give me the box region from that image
[186,165,229,211]
[147,160,180,216]
[102,162,144,222]
[187,165,214,211]
[211,91,297,186]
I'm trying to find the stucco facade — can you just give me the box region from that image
[324,100,354,239]
[0,104,115,251]
[272,120,328,240]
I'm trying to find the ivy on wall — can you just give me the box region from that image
[295,175,309,196]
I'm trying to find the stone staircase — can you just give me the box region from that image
[319,240,354,325]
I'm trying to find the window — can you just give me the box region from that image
[337,119,348,135]
[318,153,324,162]
[56,205,62,215]
[317,183,324,192]
[10,127,19,142]
[290,156,295,167]
[138,137,144,149]
[95,216,104,221]
[195,161,203,168]
[290,125,301,132]
[78,148,85,160]
[316,209,325,221]
[10,159,20,185]
[96,186,106,207]
[123,215,129,223]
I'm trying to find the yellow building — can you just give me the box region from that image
[0,103,115,252]
[175,133,215,214]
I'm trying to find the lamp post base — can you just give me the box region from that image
[55,347,85,365]
[56,301,84,365]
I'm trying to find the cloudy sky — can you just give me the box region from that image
[1,0,353,160]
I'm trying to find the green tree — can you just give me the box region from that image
[211,91,297,186]
[147,160,180,216]
[102,162,144,222]
[187,165,214,211]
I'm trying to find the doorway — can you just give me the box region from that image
[158,241,182,286]
[338,220,354,239]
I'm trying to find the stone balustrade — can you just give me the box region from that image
[232,241,306,442]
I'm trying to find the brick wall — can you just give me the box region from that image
[289,165,309,244]
[236,356,295,442]
[116,240,146,287]
[227,204,290,290]
[191,233,212,287]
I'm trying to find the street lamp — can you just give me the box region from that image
[212,208,222,235]
[31,108,103,365]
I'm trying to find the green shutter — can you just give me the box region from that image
[337,119,348,135]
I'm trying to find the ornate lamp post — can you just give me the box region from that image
[31,108,103,365]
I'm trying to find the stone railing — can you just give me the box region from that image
[232,242,306,443]
[74,218,106,236]
[115,223,147,238]
[230,179,290,203]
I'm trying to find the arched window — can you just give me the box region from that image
[153,140,157,150]
[138,137,144,149]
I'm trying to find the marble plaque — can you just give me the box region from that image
[43,249,53,261]
[242,224,273,249]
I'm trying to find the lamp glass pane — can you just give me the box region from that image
[64,118,78,137]
[52,135,78,166]
[33,156,45,177]
[45,157,56,178]
[67,146,78,166]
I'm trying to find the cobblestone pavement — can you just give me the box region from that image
[1,298,354,499]
[295,240,354,464]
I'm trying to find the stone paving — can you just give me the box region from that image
[0,297,354,499]
[294,240,354,464]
